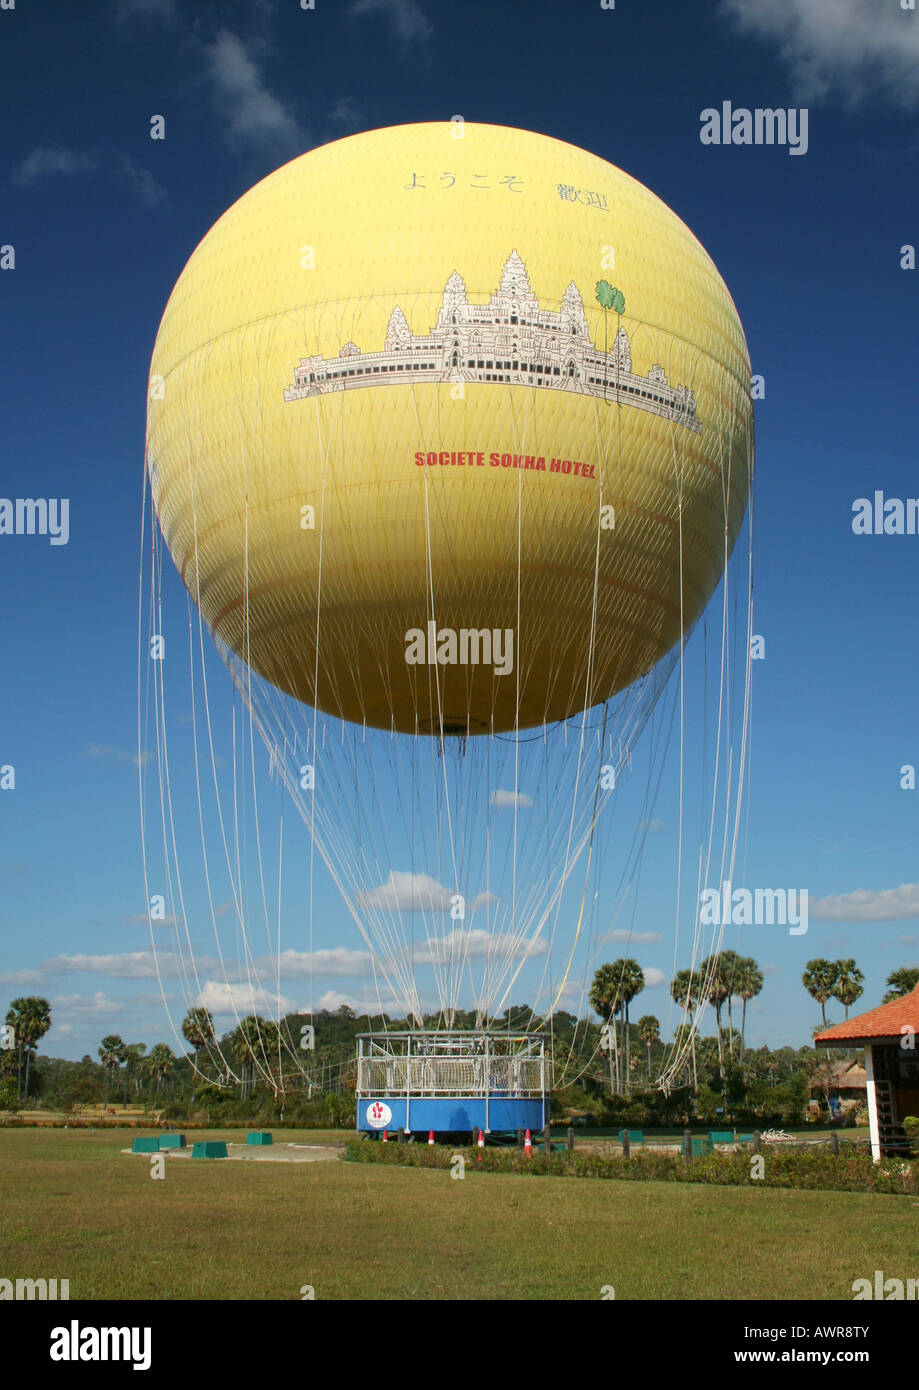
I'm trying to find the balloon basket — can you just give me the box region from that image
[356,1030,548,1138]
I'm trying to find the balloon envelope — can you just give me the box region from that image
[147,122,751,734]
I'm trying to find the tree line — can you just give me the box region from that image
[2,959,916,1117]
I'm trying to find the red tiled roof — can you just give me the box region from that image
[814,984,919,1043]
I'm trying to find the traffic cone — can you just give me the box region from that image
[381,1129,388,1143]
[428,1130,435,1146]
[524,1128,532,1157]
[477,1129,485,1162]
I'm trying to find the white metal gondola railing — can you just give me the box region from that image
[356,1032,546,1098]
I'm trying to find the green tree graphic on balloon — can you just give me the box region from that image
[596,281,626,401]
[596,280,625,315]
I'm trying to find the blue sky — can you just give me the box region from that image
[2,0,919,1062]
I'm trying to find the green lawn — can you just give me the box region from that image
[1,1128,915,1300]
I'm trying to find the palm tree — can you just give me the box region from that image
[9,998,51,1103]
[260,1020,283,1099]
[123,1043,147,1098]
[147,1043,175,1095]
[802,959,839,1027]
[884,966,919,1002]
[700,954,730,1073]
[616,959,645,1095]
[591,959,645,1096]
[233,1016,270,1099]
[637,1015,660,1082]
[670,968,701,1093]
[833,959,864,1019]
[234,1015,268,1061]
[5,998,52,1103]
[671,1022,695,1090]
[98,1035,127,1101]
[182,1007,215,1080]
[735,957,764,1061]
[718,950,744,1058]
[590,964,624,1094]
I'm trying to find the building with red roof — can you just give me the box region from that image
[815,985,919,1160]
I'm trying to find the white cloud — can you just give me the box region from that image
[84,743,152,768]
[810,883,919,922]
[602,930,664,944]
[123,912,179,928]
[489,789,534,809]
[357,870,453,911]
[897,934,918,947]
[722,0,919,107]
[49,991,124,1017]
[317,989,363,1012]
[266,948,374,979]
[316,986,420,1015]
[350,0,432,46]
[116,154,166,206]
[470,891,497,913]
[642,967,668,989]
[12,146,98,184]
[195,980,295,1016]
[203,31,304,154]
[0,969,44,987]
[40,951,190,980]
[12,152,164,205]
[550,981,589,1011]
[641,819,665,833]
[411,929,547,965]
[328,95,366,130]
[41,948,384,986]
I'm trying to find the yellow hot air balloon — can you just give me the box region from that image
[147,122,751,735]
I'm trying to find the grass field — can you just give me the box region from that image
[2,1128,916,1300]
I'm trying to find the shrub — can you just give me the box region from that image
[343,1138,915,1196]
[193,1083,234,1108]
[326,1092,355,1128]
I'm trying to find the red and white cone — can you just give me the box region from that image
[428,1130,435,1146]
[524,1128,532,1157]
[477,1129,485,1162]
[381,1129,388,1143]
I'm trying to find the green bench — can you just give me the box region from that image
[618,1129,644,1145]
[681,1135,712,1156]
[247,1131,273,1145]
[192,1141,228,1159]
[131,1137,160,1154]
[709,1130,735,1144]
[158,1133,186,1149]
